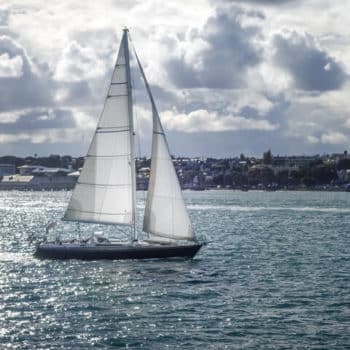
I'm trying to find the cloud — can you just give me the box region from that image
[273,31,347,91]
[0,52,23,77]
[161,108,278,132]
[0,9,9,26]
[165,5,263,89]
[306,135,319,144]
[227,0,298,4]
[54,28,118,84]
[0,108,76,133]
[0,35,53,111]
[0,133,47,144]
[320,132,348,145]
[283,87,350,151]
[54,41,107,82]
[0,107,96,148]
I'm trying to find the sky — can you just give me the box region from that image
[0,0,349,157]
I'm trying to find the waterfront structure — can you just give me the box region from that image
[0,165,78,190]
[0,164,16,177]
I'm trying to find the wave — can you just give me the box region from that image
[0,252,35,263]
[188,204,350,213]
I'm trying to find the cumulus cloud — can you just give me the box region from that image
[0,52,22,77]
[54,41,106,82]
[0,129,86,145]
[0,133,47,144]
[283,92,350,151]
[227,0,298,4]
[0,19,115,153]
[306,135,319,144]
[273,31,347,91]
[165,5,263,89]
[0,108,76,133]
[161,108,278,132]
[0,35,53,111]
[0,107,96,148]
[320,132,348,145]
[0,9,9,26]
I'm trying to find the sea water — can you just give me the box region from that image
[0,190,349,349]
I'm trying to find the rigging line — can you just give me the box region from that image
[129,32,172,158]
[128,36,158,124]
[130,46,142,162]
[124,29,137,242]
[129,34,147,210]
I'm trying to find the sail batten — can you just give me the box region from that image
[63,31,134,226]
[62,216,132,227]
[96,129,131,134]
[77,182,131,187]
[146,231,195,242]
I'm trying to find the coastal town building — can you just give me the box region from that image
[0,165,78,190]
[0,164,16,177]
[0,151,349,191]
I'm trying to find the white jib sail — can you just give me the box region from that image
[131,46,194,241]
[143,109,194,240]
[64,31,135,226]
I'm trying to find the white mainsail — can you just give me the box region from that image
[64,31,135,226]
[131,45,194,241]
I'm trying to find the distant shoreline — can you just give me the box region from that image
[0,186,348,192]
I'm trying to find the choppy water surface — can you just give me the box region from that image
[0,190,349,349]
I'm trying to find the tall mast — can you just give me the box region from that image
[123,28,137,241]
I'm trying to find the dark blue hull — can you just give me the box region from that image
[35,242,202,260]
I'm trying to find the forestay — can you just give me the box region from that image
[131,45,194,241]
[64,32,134,226]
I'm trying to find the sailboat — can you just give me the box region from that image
[34,28,203,260]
